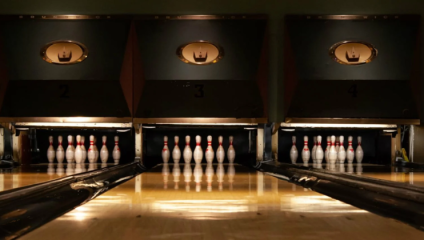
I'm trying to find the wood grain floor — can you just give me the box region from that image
[16,163,424,240]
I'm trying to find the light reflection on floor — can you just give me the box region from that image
[21,163,424,240]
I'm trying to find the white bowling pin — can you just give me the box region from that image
[301,136,310,164]
[65,135,75,163]
[47,136,55,163]
[316,135,324,164]
[162,163,169,189]
[227,136,236,163]
[183,135,192,164]
[335,136,340,156]
[81,136,87,162]
[205,135,214,164]
[290,136,298,164]
[172,136,181,163]
[162,136,170,163]
[205,163,214,192]
[183,163,192,192]
[356,163,363,175]
[173,163,181,190]
[325,136,330,163]
[112,136,121,163]
[56,136,65,163]
[193,135,203,164]
[88,163,97,171]
[328,135,338,164]
[194,164,203,192]
[100,136,109,163]
[216,136,225,163]
[74,135,83,164]
[93,137,99,162]
[346,136,355,163]
[338,136,346,164]
[356,136,364,163]
[87,135,96,163]
[216,163,225,191]
[311,136,317,163]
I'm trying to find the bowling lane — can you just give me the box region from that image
[298,163,424,187]
[0,163,116,191]
[22,163,423,240]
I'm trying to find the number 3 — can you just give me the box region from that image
[195,84,204,98]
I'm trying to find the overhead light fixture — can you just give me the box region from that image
[281,129,295,132]
[15,122,132,128]
[116,129,131,132]
[281,123,397,128]
[244,127,257,130]
[383,129,397,132]
[142,126,156,129]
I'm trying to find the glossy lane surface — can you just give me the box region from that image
[22,163,424,240]
[0,163,116,191]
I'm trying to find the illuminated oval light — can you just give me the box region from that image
[329,41,377,65]
[177,41,223,65]
[41,40,88,65]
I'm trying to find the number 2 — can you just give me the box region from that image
[59,84,70,98]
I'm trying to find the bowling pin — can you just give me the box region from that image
[316,135,324,164]
[87,135,96,163]
[65,135,75,163]
[356,163,363,175]
[100,136,109,163]
[172,136,181,163]
[205,135,215,164]
[301,136,310,164]
[227,136,236,163]
[47,136,55,163]
[93,137,99,162]
[56,136,65,163]
[75,135,83,164]
[194,164,203,192]
[328,135,337,164]
[216,163,225,191]
[346,136,355,163]
[183,163,192,192]
[338,135,346,164]
[183,135,192,164]
[162,136,170,163]
[193,135,203,164]
[290,136,298,164]
[162,163,169,189]
[88,163,97,171]
[173,163,181,190]
[81,136,87,162]
[205,163,214,192]
[325,136,330,163]
[335,136,340,155]
[112,136,121,163]
[311,136,317,163]
[216,136,225,163]
[356,136,364,163]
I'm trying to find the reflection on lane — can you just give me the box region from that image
[0,163,118,192]
[22,163,424,240]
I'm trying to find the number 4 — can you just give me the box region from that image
[348,84,357,97]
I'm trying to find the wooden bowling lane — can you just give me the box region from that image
[0,163,116,192]
[22,163,423,240]
[297,162,424,187]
